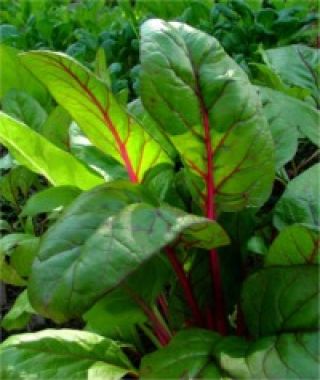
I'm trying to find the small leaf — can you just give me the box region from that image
[0,329,134,380]
[1,290,34,331]
[241,265,319,337]
[266,224,319,266]
[21,186,81,217]
[274,163,319,230]
[0,112,104,190]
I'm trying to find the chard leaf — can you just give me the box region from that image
[140,329,224,379]
[266,224,319,266]
[0,112,103,190]
[241,266,319,337]
[274,163,319,230]
[1,290,34,331]
[2,89,47,132]
[258,86,319,169]
[140,19,274,213]
[29,192,229,322]
[264,45,319,107]
[141,329,319,379]
[21,186,81,217]
[20,51,172,182]
[0,329,134,380]
[0,44,49,107]
[213,331,319,379]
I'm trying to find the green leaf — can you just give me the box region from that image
[21,186,81,217]
[0,329,134,380]
[140,329,223,379]
[263,45,320,107]
[27,181,157,321]
[2,89,47,132]
[213,331,319,379]
[20,51,172,182]
[10,236,40,278]
[241,266,319,337]
[29,192,229,322]
[0,112,103,190]
[140,20,274,212]
[266,224,319,266]
[0,44,49,107]
[274,163,320,230]
[1,290,34,331]
[94,47,111,87]
[258,86,320,169]
[41,105,71,150]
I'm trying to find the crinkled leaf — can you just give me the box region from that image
[263,45,319,107]
[0,112,103,190]
[29,196,229,322]
[258,86,319,169]
[241,265,319,337]
[213,331,319,379]
[274,163,319,230]
[21,186,81,217]
[141,19,274,212]
[1,290,34,331]
[27,181,157,321]
[0,329,134,380]
[266,224,319,266]
[2,89,47,132]
[20,51,172,182]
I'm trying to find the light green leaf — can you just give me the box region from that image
[140,20,274,212]
[0,44,49,107]
[20,51,172,182]
[94,47,111,87]
[241,266,319,337]
[2,89,47,132]
[29,191,229,322]
[266,224,319,266]
[1,290,34,331]
[258,86,320,169]
[0,112,104,190]
[21,186,81,217]
[274,163,320,230]
[0,329,134,380]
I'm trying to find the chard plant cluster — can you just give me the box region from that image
[0,17,319,380]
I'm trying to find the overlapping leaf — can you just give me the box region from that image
[0,112,103,190]
[266,224,319,266]
[0,329,135,380]
[29,184,229,321]
[241,265,319,337]
[20,51,172,183]
[140,19,274,212]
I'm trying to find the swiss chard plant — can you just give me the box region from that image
[0,19,319,379]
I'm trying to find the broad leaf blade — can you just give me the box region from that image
[0,329,134,380]
[0,112,103,190]
[20,51,172,182]
[266,224,319,266]
[140,19,274,212]
[241,266,319,337]
[29,196,229,321]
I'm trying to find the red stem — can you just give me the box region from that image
[199,87,227,336]
[165,247,203,326]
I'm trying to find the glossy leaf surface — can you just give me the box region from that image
[141,19,274,212]
[0,112,103,190]
[20,51,172,182]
